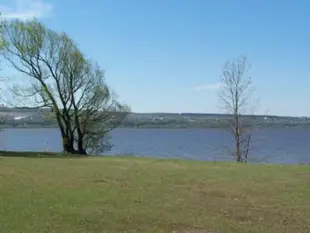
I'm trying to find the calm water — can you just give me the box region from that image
[0,128,310,164]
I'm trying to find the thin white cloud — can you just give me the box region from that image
[0,0,53,20]
[191,82,222,91]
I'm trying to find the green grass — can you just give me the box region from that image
[1,152,310,233]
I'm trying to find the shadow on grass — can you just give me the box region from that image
[0,150,88,158]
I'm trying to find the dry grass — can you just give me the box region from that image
[0,153,310,233]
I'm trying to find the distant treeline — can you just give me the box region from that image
[1,113,310,129]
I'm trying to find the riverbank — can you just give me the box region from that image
[0,152,309,233]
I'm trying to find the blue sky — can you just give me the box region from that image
[1,0,309,116]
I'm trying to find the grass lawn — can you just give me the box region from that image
[1,152,310,233]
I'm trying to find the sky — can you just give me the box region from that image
[0,0,309,116]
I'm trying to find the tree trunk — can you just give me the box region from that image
[236,139,241,162]
[62,135,77,154]
[77,136,87,155]
[78,148,87,155]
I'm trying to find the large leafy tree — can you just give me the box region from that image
[1,19,130,154]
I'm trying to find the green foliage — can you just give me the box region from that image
[3,19,44,58]
[1,19,130,154]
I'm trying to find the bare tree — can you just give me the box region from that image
[1,19,130,155]
[218,56,257,163]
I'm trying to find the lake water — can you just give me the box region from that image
[0,128,310,164]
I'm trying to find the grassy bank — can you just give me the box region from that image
[0,152,310,233]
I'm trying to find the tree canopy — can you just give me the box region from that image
[1,19,130,154]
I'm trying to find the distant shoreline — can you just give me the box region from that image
[1,108,310,129]
[1,124,310,130]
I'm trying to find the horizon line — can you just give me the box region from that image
[130,112,310,119]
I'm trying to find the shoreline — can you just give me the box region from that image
[0,150,308,166]
[1,125,310,129]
